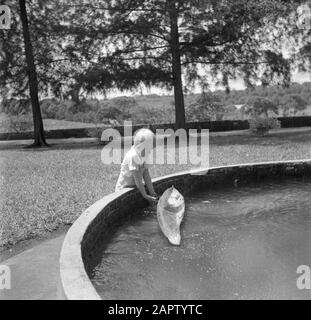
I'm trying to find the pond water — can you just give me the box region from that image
[91,178,311,300]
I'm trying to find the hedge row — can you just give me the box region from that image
[1,116,311,141]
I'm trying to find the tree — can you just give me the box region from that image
[18,0,47,146]
[1,0,306,131]
[46,0,304,128]
[1,0,94,145]
[1,1,53,146]
[293,3,311,77]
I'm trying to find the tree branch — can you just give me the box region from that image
[56,4,165,13]
[182,59,270,66]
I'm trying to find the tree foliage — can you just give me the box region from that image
[0,0,307,129]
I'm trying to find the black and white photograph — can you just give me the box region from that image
[0,0,311,307]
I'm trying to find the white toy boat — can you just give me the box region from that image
[157,186,185,245]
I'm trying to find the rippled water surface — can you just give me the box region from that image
[92,178,311,300]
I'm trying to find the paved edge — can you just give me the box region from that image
[59,189,131,300]
[0,235,65,300]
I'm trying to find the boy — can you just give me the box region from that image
[115,128,158,203]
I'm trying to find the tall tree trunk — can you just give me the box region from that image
[168,0,186,129]
[19,0,48,147]
[69,85,81,105]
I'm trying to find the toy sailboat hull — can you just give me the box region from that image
[157,186,185,245]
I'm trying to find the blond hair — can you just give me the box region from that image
[133,128,155,146]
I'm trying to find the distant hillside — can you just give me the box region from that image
[130,82,311,120]
[134,82,311,106]
[1,82,311,127]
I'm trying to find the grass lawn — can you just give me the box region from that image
[42,119,96,130]
[1,129,311,251]
[0,114,97,133]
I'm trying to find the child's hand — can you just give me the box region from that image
[144,195,158,204]
[149,192,159,199]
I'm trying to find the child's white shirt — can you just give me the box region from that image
[115,146,149,191]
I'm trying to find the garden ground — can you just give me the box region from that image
[1,127,311,255]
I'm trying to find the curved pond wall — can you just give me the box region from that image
[59,159,311,300]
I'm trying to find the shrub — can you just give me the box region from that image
[46,103,61,119]
[40,98,59,118]
[245,97,278,117]
[72,112,87,122]
[104,106,122,119]
[82,99,100,112]
[248,117,281,136]
[0,99,31,116]
[131,105,173,124]
[96,107,109,122]
[56,104,70,120]
[186,92,225,122]
[1,113,33,133]
[111,96,138,112]
[66,100,88,114]
[83,111,97,123]
[42,100,94,120]
[64,111,75,121]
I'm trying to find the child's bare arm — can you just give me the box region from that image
[132,170,157,203]
[143,169,157,197]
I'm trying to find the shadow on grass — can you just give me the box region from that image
[1,128,311,152]
[210,129,311,147]
[0,140,104,151]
